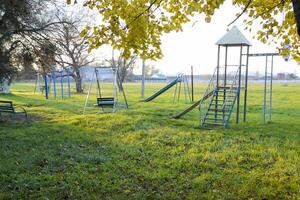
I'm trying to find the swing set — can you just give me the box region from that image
[83,66,128,114]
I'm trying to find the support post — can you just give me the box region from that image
[95,68,101,98]
[224,46,228,88]
[215,45,221,120]
[264,56,268,126]
[270,55,273,121]
[67,68,71,97]
[44,75,49,100]
[83,71,94,115]
[53,66,57,99]
[141,60,146,98]
[216,46,220,88]
[236,46,243,124]
[60,70,64,99]
[243,46,250,123]
[223,46,228,120]
[191,66,194,102]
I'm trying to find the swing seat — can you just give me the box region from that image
[96,97,115,107]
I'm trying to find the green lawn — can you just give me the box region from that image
[0,82,300,199]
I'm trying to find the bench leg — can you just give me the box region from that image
[24,112,29,123]
[11,113,16,123]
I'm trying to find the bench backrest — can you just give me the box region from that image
[0,100,14,113]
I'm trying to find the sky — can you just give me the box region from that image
[69,0,300,76]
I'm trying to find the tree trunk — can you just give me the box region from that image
[73,69,83,93]
[74,76,83,93]
[292,0,300,35]
[117,66,125,92]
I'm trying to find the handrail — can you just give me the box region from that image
[199,67,218,125]
[222,68,240,110]
[221,67,240,126]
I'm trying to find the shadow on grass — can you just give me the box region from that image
[0,115,300,199]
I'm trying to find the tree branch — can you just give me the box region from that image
[228,0,252,26]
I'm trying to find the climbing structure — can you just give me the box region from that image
[172,26,251,128]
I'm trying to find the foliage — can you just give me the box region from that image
[145,65,160,77]
[70,0,300,62]
[0,0,56,83]
[0,82,300,199]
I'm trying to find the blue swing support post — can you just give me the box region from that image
[37,65,72,100]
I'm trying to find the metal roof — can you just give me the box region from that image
[216,26,252,46]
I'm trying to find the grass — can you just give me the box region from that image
[0,81,300,199]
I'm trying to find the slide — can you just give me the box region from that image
[171,91,214,119]
[143,77,181,102]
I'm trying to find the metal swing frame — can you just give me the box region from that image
[83,66,128,114]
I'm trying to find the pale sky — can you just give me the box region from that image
[68,0,300,76]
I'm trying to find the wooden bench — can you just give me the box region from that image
[96,97,115,107]
[0,100,29,122]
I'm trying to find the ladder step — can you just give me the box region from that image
[206,112,229,116]
[208,108,229,112]
[205,117,224,121]
[202,122,224,126]
[209,103,224,107]
[215,95,236,97]
[217,86,238,90]
[212,99,233,102]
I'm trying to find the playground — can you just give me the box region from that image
[0,81,300,199]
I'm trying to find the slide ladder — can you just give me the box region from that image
[200,67,240,128]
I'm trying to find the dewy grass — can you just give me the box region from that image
[0,82,300,199]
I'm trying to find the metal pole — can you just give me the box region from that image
[236,46,243,124]
[60,70,64,99]
[243,46,250,123]
[223,46,228,121]
[216,45,220,120]
[83,71,94,115]
[216,46,220,88]
[95,68,101,98]
[177,79,182,102]
[53,66,56,99]
[44,75,49,100]
[264,56,268,126]
[224,46,228,87]
[191,66,194,102]
[113,69,118,112]
[173,81,178,103]
[141,60,146,98]
[270,55,273,121]
[67,68,71,97]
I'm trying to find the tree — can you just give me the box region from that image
[145,65,160,78]
[0,0,60,83]
[13,51,36,80]
[34,39,57,75]
[51,13,95,93]
[68,0,300,62]
[109,52,137,84]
